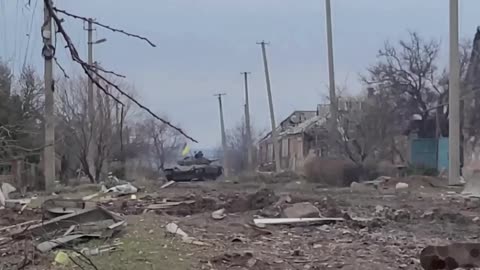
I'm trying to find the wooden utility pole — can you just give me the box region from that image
[241,72,253,171]
[215,93,229,177]
[449,0,461,185]
[257,41,281,172]
[325,0,338,144]
[86,18,96,180]
[42,0,55,191]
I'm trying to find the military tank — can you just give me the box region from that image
[163,151,223,182]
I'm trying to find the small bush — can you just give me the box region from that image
[303,158,366,187]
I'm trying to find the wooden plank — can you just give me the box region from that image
[160,180,175,189]
[146,200,195,210]
[253,217,372,226]
[0,219,41,232]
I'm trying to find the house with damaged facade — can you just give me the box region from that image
[258,105,330,171]
[258,90,400,172]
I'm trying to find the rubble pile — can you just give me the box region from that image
[0,175,479,269]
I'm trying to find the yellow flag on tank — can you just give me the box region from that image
[181,144,190,156]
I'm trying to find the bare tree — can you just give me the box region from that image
[0,63,44,163]
[56,77,135,182]
[463,29,480,156]
[335,90,402,165]
[139,117,184,172]
[224,118,261,174]
[363,32,443,136]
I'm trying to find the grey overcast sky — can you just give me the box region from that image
[1,0,480,148]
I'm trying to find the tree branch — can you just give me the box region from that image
[45,1,197,142]
[52,7,156,47]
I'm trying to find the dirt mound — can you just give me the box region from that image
[238,171,302,184]
[0,208,41,226]
[225,188,278,213]
[163,196,218,217]
[211,251,273,270]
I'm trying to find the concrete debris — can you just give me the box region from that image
[273,194,292,207]
[388,209,411,222]
[211,208,226,220]
[166,222,210,246]
[421,210,434,219]
[105,182,138,195]
[375,205,385,214]
[80,242,122,256]
[395,182,409,191]
[283,202,321,218]
[166,222,189,238]
[4,198,31,211]
[230,235,248,243]
[350,181,378,193]
[17,206,124,237]
[0,189,4,206]
[1,183,16,199]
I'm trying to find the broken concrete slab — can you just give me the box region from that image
[211,208,226,220]
[1,183,16,199]
[395,182,409,191]
[166,222,210,246]
[283,202,321,219]
[166,222,189,238]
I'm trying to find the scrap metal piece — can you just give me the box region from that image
[37,233,101,252]
[16,207,123,237]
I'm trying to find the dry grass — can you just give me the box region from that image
[54,214,195,270]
